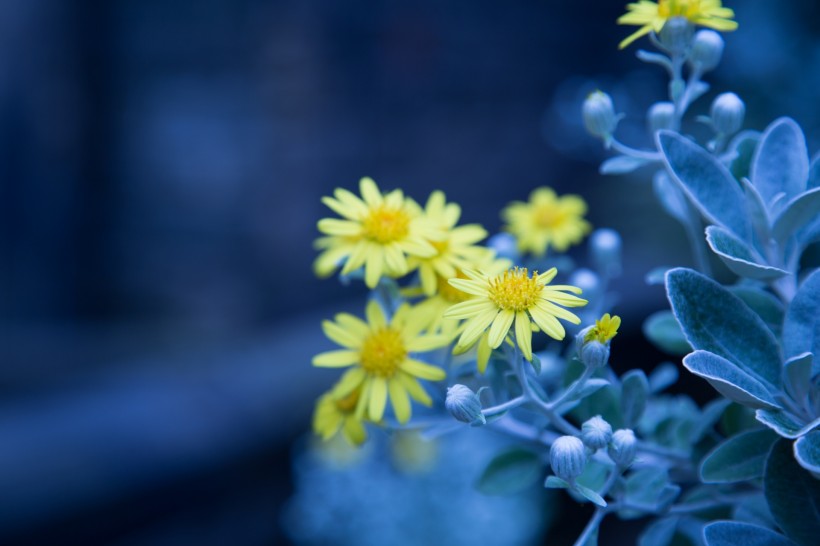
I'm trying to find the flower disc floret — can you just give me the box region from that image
[617,0,737,49]
[444,267,587,361]
[361,205,410,243]
[360,327,406,377]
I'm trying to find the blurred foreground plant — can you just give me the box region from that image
[299,3,820,545]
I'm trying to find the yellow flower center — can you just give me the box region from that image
[438,271,472,303]
[362,206,410,244]
[488,268,543,312]
[534,204,568,229]
[659,0,699,19]
[334,389,360,413]
[360,327,406,377]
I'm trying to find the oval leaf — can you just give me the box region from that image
[704,521,797,546]
[756,410,820,440]
[772,187,820,246]
[476,448,542,496]
[666,268,782,388]
[784,352,813,404]
[783,269,820,375]
[741,177,772,243]
[794,431,820,475]
[653,170,690,224]
[683,351,781,409]
[728,130,762,182]
[638,517,679,546]
[648,362,679,393]
[621,370,649,428]
[764,438,820,546]
[657,131,749,238]
[705,225,787,280]
[643,310,691,355]
[600,154,651,175]
[729,285,785,337]
[751,117,809,206]
[700,428,778,483]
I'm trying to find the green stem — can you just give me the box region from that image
[482,396,526,417]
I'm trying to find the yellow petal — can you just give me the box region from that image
[388,378,412,424]
[488,309,515,349]
[312,350,359,367]
[365,299,387,328]
[514,311,533,361]
[401,358,446,381]
[368,377,388,421]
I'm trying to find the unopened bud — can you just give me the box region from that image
[445,384,485,426]
[710,93,745,135]
[690,30,724,72]
[550,435,587,482]
[647,102,676,133]
[659,17,694,55]
[581,415,613,451]
[590,228,622,277]
[583,91,619,140]
[579,339,610,370]
[608,429,637,467]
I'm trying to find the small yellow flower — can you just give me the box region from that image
[314,177,444,289]
[443,267,587,362]
[501,187,591,257]
[584,313,622,344]
[313,301,448,424]
[618,0,738,49]
[312,388,368,446]
[409,191,494,296]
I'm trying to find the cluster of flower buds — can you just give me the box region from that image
[550,417,636,483]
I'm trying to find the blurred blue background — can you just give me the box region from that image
[1,1,819,544]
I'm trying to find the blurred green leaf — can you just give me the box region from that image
[700,428,777,483]
[476,448,542,496]
[764,438,820,545]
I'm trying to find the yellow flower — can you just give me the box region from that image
[312,301,448,424]
[501,187,591,256]
[314,177,443,289]
[409,191,494,296]
[443,267,588,362]
[313,387,368,446]
[618,0,738,49]
[584,313,622,344]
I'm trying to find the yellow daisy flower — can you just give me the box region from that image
[409,191,494,296]
[313,387,367,446]
[501,187,591,256]
[443,267,588,361]
[618,0,738,49]
[584,313,622,343]
[312,301,448,424]
[314,177,443,289]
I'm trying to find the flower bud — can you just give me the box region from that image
[579,339,610,370]
[690,30,724,72]
[647,101,676,133]
[582,91,618,140]
[659,17,694,55]
[608,429,637,467]
[550,435,587,482]
[445,384,485,426]
[581,415,613,451]
[710,93,745,135]
[589,228,622,277]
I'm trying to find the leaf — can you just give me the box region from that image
[574,482,607,507]
[638,517,679,546]
[652,170,690,224]
[648,362,679,393]
[600,154,651,175]
[645,266,672,286]
[700,428,778,483]
[683,350,781,410]
[690,398,732,443]
[756,410,820,440]
[783,269,820,375]
[657,131,749,238]
[733,493,776,529]
[772,187,820,246]
[703,521,797,546]
[544,475,570,489]
[564,378,610,404]
[705,225,787,280]
[794,431,820,475]
[476,448,543,495]
[621,370,649,428]
[643,310,691,355]
[783,352,812,405]
[727,130,761,182]
[729,285,785,337]
[741,177,772,243]
[810,152,820,190]
[666,268,782,389]
[619,468,679,517]
[751,117,809,206]
[764,438,820,546]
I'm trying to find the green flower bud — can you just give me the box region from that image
[647,101,676,133]
[608,429,637,467]
[659,17,694,55]
[582,91,618,140]
[577,336,610,370]
[710,92,745,135]
[690,30,724,72]
[581,415,613,451]
[550,435,587,482]
[445,384,485,426]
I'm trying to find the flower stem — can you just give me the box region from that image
[482,396,526,417]
[573,507,606,546]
